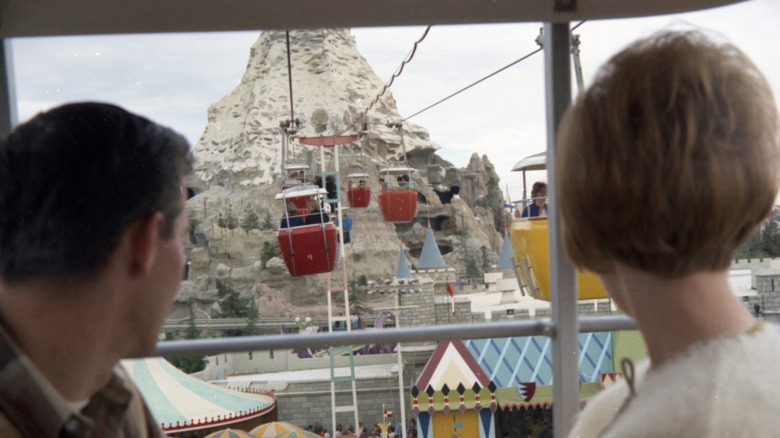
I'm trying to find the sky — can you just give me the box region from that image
[9,0,780,203]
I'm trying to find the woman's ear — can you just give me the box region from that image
[126,212,165,276]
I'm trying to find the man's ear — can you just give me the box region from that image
[126,212,165,276]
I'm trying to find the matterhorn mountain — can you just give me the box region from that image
[177,29,505,318]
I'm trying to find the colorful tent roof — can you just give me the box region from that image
[205,429,256,438]
[496,234,514,269]
[274,431,323,438]
[464,332,615,386]
[123,357,275,433]
[417,227,446,269]
[411,331,640,411]
[250,421,301,437]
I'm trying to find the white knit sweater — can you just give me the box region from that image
[569,322,780,438]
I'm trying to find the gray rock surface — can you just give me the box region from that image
[176,29,506,319]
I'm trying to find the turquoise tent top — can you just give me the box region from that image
[463,332,615,385]
[396,247,412,279]
[496,234,514,269]
[123,357,274,433]
[417,227,446,269]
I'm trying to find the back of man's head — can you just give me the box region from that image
[0,102,191,284]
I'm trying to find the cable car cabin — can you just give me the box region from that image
[277,223,338,276]
[378,165,417,223]
[346,172,371,208]
[281,163,311,210]
[510,152,608,301]
[275,186,338,276]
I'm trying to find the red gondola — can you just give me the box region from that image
[275,186,338,276]
[277,223,338,276]
[346,172,370,208]
[379,189,417,222]
[378,165,417,223]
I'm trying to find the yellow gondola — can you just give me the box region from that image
[509,152,608,301]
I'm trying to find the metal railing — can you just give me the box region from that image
[154,314,636,357]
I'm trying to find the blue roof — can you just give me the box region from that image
[464,331,614,386]
[496,234,514,269]
[417,227,446,269]
[396,247,412,279]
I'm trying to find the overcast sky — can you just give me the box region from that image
[10,0,780,202]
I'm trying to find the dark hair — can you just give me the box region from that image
[531,181,547,198]
[0,102,192,283]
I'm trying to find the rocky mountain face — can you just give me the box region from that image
[176,29,506,319]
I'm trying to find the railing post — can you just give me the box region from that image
[543,22,580,437]
[0,39,18,138]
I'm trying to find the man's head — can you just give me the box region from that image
[0,102,192,284]
[286,202,298,215]
[557,30,779,277]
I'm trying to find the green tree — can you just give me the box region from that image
[735,218,780,260]
[457,230,482,282]
[261,211,274,230]
[215,279,253,337]
[225,205,239,230]
[348,274,372,318]
[244,296,261,336]
[241,205,260,231]
[167,300,206,374]
[261,241,277,269]
[216,279,250,318]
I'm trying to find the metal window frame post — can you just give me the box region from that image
[543,22,580,437]
[0,39,17,137]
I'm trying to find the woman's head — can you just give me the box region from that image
[307,198,320,211]
[557,30,779,277]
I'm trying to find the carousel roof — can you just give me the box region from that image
[122,357,275,433]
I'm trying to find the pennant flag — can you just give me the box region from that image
[384,410,393,418]
[446,283,454,298]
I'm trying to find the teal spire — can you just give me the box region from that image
[396,247,412,279]
[417,227,446,269]
[497,234,515,269]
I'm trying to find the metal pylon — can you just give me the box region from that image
[324,139,359,432]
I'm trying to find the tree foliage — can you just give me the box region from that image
[241,205,261,231]
[261,211,274,230]
[167,300,206,374]
[261,241,277,269]
[736,219,780,260]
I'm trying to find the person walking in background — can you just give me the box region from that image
[0,102,192,436]
[558,30,780,437]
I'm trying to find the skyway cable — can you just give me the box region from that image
[399,46,542,123]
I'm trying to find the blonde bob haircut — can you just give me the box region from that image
[556,30,780,277]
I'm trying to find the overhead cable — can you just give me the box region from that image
[358,26,432,125]
[399,46,542,123]
[398,21,585,123]
[285,30,295,124]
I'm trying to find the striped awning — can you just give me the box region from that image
[122,357,275,433]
